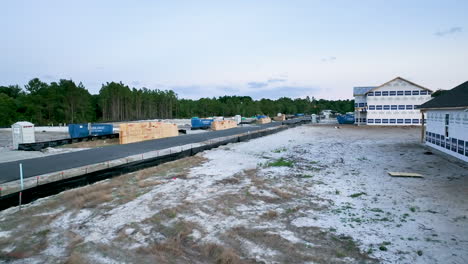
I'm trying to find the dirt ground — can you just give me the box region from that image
[0,125,466,264]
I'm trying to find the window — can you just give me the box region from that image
[376,105,383,110]
[383,105,390,110]
[397,91,404,96]
[375,91,382,96]
[358,103,365,107]
[375,119,382,123]
[405,119,411,124]
[458,140,464,155]
[405,91,412,95]
[362,118,367,122]
[398,105,405,110]
[369,105,375,110]
[420,90,428,95]
[382,119,389,123]
[451,138,457,152]
[390,119,396,124]
[355,103,358,107]
[382,91,389,96]
[465,141,468,157]
[390,91,396,96]
[397,119,403,124]
[412,91,419,95]
[406,105,413,110]
[412,119,419,124]
[414,105,419,109]
[391,105,397,110]
[441,136,445,148]
[446,139,451,150]
[368,92,374,96]
[436,134,441,146]
[368,119,374,123]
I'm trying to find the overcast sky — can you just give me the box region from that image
[1,0,467,100]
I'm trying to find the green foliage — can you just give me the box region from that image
[266,158,294,167]
[349,192,367,198]
[0,78,354,126]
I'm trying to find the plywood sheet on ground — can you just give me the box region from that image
[388,172,423,178]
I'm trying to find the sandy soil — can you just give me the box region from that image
[0,125,466,264]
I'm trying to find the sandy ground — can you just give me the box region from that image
[0,125,467,263]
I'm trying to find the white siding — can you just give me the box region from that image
[366,79,432,126]
[425,109,468,162]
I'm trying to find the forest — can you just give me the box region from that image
[0,78,354,127]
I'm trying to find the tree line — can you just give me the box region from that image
[0,78,354,127]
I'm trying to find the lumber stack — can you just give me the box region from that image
[211,120,237,131]
[257,117,272,124]
[119,122,178,144]
[273,115,286,121]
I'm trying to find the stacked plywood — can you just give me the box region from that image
[257,117,272,124]
[211,120,237,131]
[273,114,286,121]
[119,122,178,144]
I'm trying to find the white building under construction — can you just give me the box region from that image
[353,77,433,125]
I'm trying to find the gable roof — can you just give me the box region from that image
[353,86,376,96]
[419,81,468,110]
[365,77,432,94]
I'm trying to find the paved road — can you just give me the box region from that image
[0,122,283,184]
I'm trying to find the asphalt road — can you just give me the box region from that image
[0,122,283,184]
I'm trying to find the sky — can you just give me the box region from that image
[1,0,467,100]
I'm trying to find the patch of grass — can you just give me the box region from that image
[409,207,417,213]
[379,245,388,251]
[349,192,367,198]
[369,208,384,213]
[266,158,294,167]
[300,174,313,178]
[272,147,287,153]
[335,189,340,195]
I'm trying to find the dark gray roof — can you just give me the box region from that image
[419,81,468,109]
[353,86,376,96]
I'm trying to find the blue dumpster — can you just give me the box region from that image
[68,123,114,138]
[191,118,214,129]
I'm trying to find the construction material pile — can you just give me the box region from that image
[273,114,286,121]
[211,120,237,131]
[119,122,178,144]
[257,117,272,124]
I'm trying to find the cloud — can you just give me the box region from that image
[131,81,141,86]
[247,81,268,88]
[41,74,55,80]
[434,27,462,37]
[267,78,287,83]
[321,56,337,62]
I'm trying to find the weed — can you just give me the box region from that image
[335,189,340,195]
[417,250,423,256]
[369,208,383,213]
[266,158,294,167]
[349,192,367,198]
[409,207,417,213]
[379,246,388,251]
[272,147,287,153]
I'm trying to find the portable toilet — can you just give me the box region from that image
[234,115,242,124]
[11,121,36,149]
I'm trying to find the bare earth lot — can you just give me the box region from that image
[0,125,467,263]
